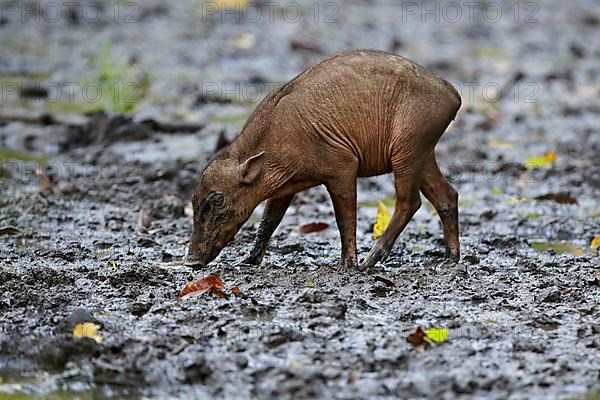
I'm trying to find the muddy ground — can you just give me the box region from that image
[1,0,600,398]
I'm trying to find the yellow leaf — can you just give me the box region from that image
[373,201,391,240]
[524,151,556,170]
[73,323,102,343]
[591,235,600,252]
[425,328,449,344]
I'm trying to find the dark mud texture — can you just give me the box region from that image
[1,0,600,399]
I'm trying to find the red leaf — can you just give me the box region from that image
[406,326,430,350]
[299,222,329,234]
[231,287,240,296]
[210,287,228,299]
[179,275,225,300]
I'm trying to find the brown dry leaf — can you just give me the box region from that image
[36,167,51,193]
[179,275,225,300]
[406,326,430,351]
[231,287,240,296]
[299,222,329,234]
[211,288,228,299]
[534,193,578,205]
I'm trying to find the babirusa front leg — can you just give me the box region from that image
[241,194,294,265]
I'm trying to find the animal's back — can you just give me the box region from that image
[252,50,461,178]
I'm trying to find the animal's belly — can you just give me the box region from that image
[356,152,392,177]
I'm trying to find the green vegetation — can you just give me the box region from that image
[0,149,48,164]
[95,40,150,114]
[530,241,584,256]
[211,112,251,127]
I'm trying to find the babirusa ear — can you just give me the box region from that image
[239,151,265,184]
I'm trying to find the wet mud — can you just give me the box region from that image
[1,0,600,398]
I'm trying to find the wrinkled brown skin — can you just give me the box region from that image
[185,50,461,271]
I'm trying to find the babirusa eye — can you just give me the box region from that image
[206,192,226,213]
[213,193,225,209]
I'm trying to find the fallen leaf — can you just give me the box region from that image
[0,226,20,235]
[36,167,51,193]
[406,326,430,351]
[211,287,228,298]
[524,151,556,170]
[179,275,225,300]
[590,235,600,252]
[534,193,578,205]
[299,222,329,234]
[73,322,102,343]
[231,287,240,296]
[530,241,584,256]
[425,328,449,344]
[373,201,391,240]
